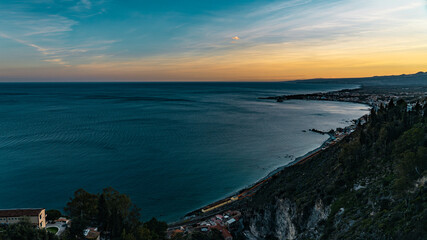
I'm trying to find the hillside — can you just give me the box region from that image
[235,99,426,239]
[294,71,427,86]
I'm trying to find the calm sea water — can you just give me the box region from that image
[0,82,369,221]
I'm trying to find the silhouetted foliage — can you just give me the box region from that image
[171,229,223,240]
[0,221,58,240]
[62,187,167,240]
[46,209,62,222]
[65,188,99,221]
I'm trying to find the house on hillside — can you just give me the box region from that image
[55,217,70,224]
[84,227,100,240]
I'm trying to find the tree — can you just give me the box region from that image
[392,124,427,191]
[97,193,110,230]
[98,187,141,238]
[46,209,62,222]
[68,217,90,240]
[0,221,58,240]
[143,218,167,240]
[133,225,153,240]
[65,188,99,220]
[64,187,167,240]
[388,99,395,109]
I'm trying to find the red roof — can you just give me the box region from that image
[86,230,100,239]
[0,209,44,217]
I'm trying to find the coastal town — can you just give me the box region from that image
[259,86,427,110]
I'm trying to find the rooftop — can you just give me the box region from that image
[84,227,100,239]
[0,208,44,217]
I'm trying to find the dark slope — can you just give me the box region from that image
[237,99,427,240]
[293,71,427,86]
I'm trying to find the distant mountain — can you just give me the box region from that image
[294,71,427,86]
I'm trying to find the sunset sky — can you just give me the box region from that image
[1,0,427,81]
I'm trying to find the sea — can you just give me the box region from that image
[0,82,370,222]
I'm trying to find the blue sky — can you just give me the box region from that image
[0,0,259,62]
[0,0,426,81]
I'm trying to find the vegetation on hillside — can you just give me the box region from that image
[61,187,167,240]
[239,99,426,239]
[171,229,224,240]
[46,209,62,222]
[0,221,58,240]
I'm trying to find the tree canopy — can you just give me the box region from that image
[62,187,167,240]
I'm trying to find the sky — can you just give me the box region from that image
[0,0,427,81]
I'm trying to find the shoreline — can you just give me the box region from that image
[169,113,364,227]
[168,134,336,227]
[169,87,374,227]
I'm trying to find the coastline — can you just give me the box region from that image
[170,101,368,227]
[169,85,381,228]
[168,133,338,228]
[260,133,333,181]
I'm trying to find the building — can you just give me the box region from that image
[84,227,100,240]
[55,217,70,224]
[226,218,236,225]
[0,208,46,229]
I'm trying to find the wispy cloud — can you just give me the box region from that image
[0,32,48,54]
[0,9,77,37]
[71,0,92,12]
[0,1,116,66]
[69,0,109,17]
[0,32,71,65]
[43,58,69,66]
[176,0,427,57]
[247,0,312,17]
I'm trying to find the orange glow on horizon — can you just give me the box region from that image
[1,0,426,82]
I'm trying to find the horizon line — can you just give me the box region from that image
[0,70,425,83]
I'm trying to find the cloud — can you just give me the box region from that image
[43,58,68,66]
[0,32,70,66]
[0,9,77,37]
[0,2,118,66]
[0,32,49,54]
[232,36,240,40]
[81,0,92,9]
[0,30,116,67]
[69,0,110,16]
[179,0,427,55]
[247,0,312,17]
[71,0,92,11]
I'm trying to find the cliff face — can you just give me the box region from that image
[242,177,426,240]
[236,101,427,240]
[245,198,329,240]
[246,198,298,240]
